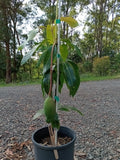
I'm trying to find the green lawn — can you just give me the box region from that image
[0,79,41,87]
[80,73,120,82]
[0,73,120,87]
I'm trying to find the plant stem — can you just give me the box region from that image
[48,125,59,159]
[48,42,56,97]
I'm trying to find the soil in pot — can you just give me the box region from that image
[40,136,72,146]
[32,126,76,160]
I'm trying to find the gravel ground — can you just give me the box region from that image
[0,79,120,160]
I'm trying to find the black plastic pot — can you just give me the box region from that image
[32,126,76,160]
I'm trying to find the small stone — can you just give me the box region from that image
[75,150,86,158]
[108,155,113,160]
[74,156,78,160]
[116,149,120,153]
[0,147,3,152]
[27,152,33,158]
[117,136,120,140]
[87,153,94,160]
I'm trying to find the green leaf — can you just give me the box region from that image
[18,28,39,51]
[27,28,39,41]
[37,48,49,68]
[51,63,64,93]
[74,45,82,58]
[58,104,83,115]
[18,41,27,51]
[21,44,40,65]
[58,107,69,112]
[46,25,56,44]
[43,47,52,74]
[61,17,78,28]
[60,44,68,61]
[59,64,64,93]
[69,107,83,115]
[41,79,45,96]
[36,40,49,67]
[62,39,74,50]
[63,61,80,96]
[43,45,57,74]
[42,73,50,94]
[33,109,44,120]
[51,113,60,129]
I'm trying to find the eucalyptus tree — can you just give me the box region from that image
[33,0,80,37]
[0,0,31,82]
[9,0,23,80]
[0,43,6,79]
[32,0,56,24]
[10,0,33,81]
[0,0,12,83]
[81,0,120,57]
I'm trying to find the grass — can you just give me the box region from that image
[0,73,120,87]
[0,79,41,87]
[80,73,120,82]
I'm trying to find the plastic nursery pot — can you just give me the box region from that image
[32,126,76,160]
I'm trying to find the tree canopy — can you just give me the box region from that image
[0,0,120,83]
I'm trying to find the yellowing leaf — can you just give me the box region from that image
[46,25,56,44]
[39,26,46,30]
[61,17,78,28]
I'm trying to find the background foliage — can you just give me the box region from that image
[0,0,120,83]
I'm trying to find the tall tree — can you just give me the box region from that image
[0,0,30,82]
[10,0,23,80]
[0,0,12,83]
[80,0,120,58]
[34,0,79,38]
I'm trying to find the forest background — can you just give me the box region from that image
[0,0,120,84]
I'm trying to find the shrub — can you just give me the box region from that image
[93,56,110,76]
[78,60,93,74]
[83,60,93,72]
[77,63,85,73]
[110,53,120,74]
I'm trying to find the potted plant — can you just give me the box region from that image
[19,1,82,160]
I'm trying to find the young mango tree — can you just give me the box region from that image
[20,18,82,123]
[19,4,82,159]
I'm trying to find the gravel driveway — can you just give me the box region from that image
[0,79,120,160]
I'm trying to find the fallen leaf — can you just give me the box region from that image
[20,140,32,151]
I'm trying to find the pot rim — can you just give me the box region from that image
[32,126,76,150]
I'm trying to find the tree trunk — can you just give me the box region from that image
[98,0,104,57]
[13,21,17,81]
[3,6,12,83]
[6,41,12,83]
